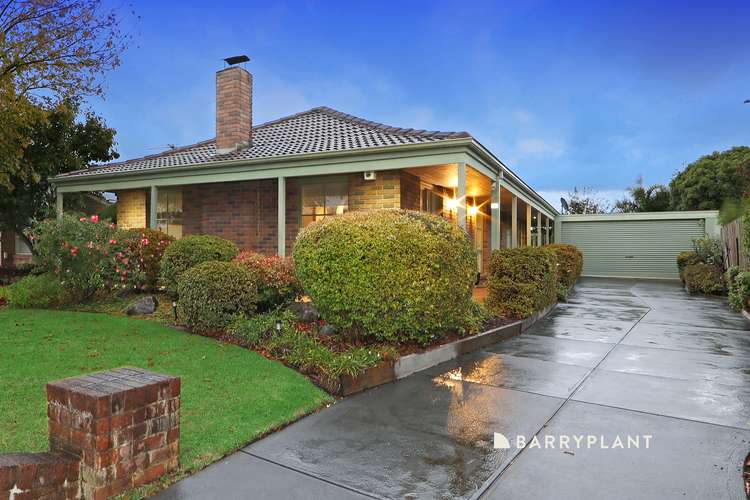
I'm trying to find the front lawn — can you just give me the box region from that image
[0,308,332,477]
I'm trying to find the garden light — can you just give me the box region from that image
[274,319,283,333]
[172,300,178,322]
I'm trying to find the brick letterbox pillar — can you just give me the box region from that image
[46,367,180,499]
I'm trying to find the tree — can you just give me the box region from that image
[562,187,610,214]
[0,0,131,187]
[0,99,118,247]
[614,177,671,213]
[669,146,750,211]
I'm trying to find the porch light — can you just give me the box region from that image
[445,197,458,210]
[468,205,479,217]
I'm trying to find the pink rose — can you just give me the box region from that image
[90,215,99,223]
[79,217,86,222]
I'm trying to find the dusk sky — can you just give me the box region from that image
[92,0,750,209]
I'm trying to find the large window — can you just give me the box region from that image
[301,180,348,227]
[156,189,183,238]
[421,186,444,216]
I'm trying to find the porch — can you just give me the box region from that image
[55,152,556,276]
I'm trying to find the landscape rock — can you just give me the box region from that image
[126,295,158,316]
[319,324,338,336]
[286,301,320,323]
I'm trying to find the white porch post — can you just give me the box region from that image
[545,216,550,245]
[457,162,467,230]
[277,176,286,257]
[490,179,501,251]
[525,204,532,247]
[56,191,64,220]
[149,186,158,229]
[511,195,518,248]
[536,209,543,246]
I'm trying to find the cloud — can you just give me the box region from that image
[516,137,566,159]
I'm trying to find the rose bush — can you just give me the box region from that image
[233,251,302,310]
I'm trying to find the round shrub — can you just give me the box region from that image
[234,251,302,311]
[487,247,558,319]
[727,267,750,311]
[546,243,583,294]
[125,228,174,291]
[683,263,724,295]
[293,209,476,344]
[161,235,239,295]
[176,261,260,333]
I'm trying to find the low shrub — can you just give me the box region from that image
[293,209,477,344]
[683,263,724,295]
[176,261,260,333]
[228,311,396,379]
[161,235,239,295]
[125,228,174,291]
[233,252,302,310]
[5,274,68,309]
[676,251,701,281]
[29,215,145,297]
[486,247,558,319]
[727,266,750,311]
[546,243,583,299]
[691,236,723,268]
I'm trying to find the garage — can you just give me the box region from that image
[555,211,719,279]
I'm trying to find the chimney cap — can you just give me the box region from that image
[223,55,250,66]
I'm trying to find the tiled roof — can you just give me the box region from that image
[58,106,471,179]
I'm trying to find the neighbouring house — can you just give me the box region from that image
[51,56,557,277]
[0,231,33,268]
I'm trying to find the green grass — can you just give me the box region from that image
[0,308,332,476]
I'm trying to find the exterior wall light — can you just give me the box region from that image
[445,197,458,210]
[468,205,479,217]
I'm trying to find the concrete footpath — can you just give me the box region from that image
[157,278,750,499]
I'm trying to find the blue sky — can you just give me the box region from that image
[92,0,750,208]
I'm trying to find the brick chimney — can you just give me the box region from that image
[216,63,252,154]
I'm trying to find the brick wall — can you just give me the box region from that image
[0,452,80,499]
[349,171,401,211]
[47,368,180,499]
[116,190,147,229]
[400,171,421,211]
[183,179,299,256]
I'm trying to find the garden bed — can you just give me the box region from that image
[322,300,558,396]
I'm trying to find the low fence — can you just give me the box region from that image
[721,218,749,269]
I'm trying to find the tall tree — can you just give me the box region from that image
[0,99,118,247]
[669,146,750,211]
[614,177,671,213]
[0,0,131,187]
[562,187,610,214]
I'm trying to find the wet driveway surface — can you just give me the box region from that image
[158,278,750,499]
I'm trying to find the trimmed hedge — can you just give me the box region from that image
[683,263,724,295]
[177,261,260,333]
[293,209,477,344]
[161,235,239,295]
[546,243,583,298]
[487,247,557,319]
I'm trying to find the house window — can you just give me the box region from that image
[15,233,32,255]
[156,189,183,238]
[301,180,349,227]
[420,187,444,216]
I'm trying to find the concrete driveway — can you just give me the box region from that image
[158,278,750,499]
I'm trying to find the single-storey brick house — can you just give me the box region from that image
[52,58,557,276]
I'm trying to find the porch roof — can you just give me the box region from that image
[54,107,470,180]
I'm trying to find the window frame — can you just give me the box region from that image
[298,176,350,228]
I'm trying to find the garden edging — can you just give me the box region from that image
[328,301,558,396]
